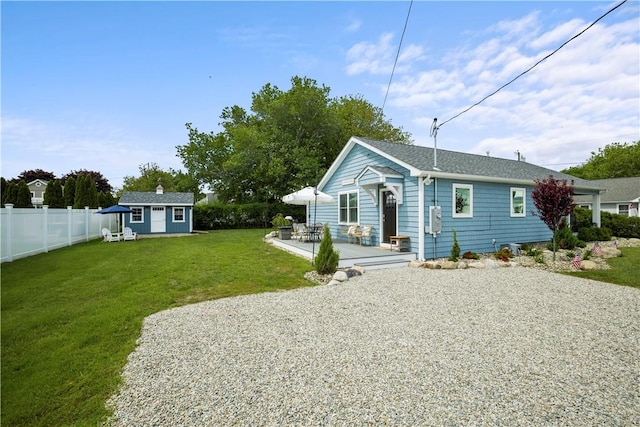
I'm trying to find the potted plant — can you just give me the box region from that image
[272,213,292,240]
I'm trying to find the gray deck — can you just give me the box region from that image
[271,238,416,270]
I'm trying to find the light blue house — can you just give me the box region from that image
[314,137,603,260]
[119,185,194,235]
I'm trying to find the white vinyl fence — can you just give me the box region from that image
[0,205,116,262]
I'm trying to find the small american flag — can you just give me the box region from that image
[613,240,618,250]
[572,251,582,270]
[592,241,603,256]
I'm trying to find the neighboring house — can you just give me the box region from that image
[313,137,604,260]
[27,179,48,208]
[573,177,640,217]
[119,185,194,234]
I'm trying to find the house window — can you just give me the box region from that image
[130,207,143,223]
[452,184,473,218]
[173,207,185,222]
[510,188,526,217]
[618,204,629,216]
[339,191,359,224]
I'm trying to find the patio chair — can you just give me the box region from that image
[123,227,138,241]
[346,225,360,244]
[355,225,373,246]
[295,223,310,242]
[102,228,120,242]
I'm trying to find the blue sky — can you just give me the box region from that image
[2,1,639,190]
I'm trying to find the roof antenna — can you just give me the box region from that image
[430,118,440,170]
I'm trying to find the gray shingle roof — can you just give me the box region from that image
[573,177,640,203]
[119,191,194,206]
[358,137,600,190]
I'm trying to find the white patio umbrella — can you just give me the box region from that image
[282,186,334,224]
[283,186,335,262]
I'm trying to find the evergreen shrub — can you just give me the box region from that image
[315,225,339,274]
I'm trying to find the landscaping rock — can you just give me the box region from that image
[467,261,485,269]
[601,248,622,258]
[422,261,441,269]
[440,261,458,270]
[352,265,366,274]
[344,268,362,278]
[327,279,342,286]
[408,260,425,268]
[581,260,599,271]
[333,271,348,282]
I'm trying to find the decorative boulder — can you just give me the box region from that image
[440,261,458,270]
[332,271,349,282]
[580,260,599,271]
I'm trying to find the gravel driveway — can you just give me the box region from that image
[108,268,640,426]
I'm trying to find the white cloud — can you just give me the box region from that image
[373,9,640,169]
[1,114,181,189]
[345,32,424,76]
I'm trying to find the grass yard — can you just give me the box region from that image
[564,246,640,289]
[1,229,314,427]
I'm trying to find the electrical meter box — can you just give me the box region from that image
[429,206,442,234]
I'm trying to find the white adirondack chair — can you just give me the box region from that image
[123,227,137,241]
[102,228,121,242]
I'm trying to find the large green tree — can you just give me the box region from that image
[43,179,65,208]
[562,140,640,179]
[177,76,411,203]
[12,169,56,184]
[62,169,112,194]
[73,174,98,208]
[63,177,76,207]
[15,180,33,208]
[121,163,201,201]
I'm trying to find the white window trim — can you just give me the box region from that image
[510,187,526,218]
[130,207,144,223]
[452,184,473,218]
[338,190,359,224]
[173,207,186,223]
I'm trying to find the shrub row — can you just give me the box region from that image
[194,202,305,230]
[571,207,639,239]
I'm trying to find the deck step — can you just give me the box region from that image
[353,259,411,270]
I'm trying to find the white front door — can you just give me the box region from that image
[151,207,166,233]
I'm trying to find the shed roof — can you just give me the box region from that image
[119,191,194,206]
[321,137,602,192]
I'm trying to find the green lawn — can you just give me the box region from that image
[1,230,314,427]
[564,246,640,289]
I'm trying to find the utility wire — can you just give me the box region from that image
[382,0,413,113]
[438,0,628,129]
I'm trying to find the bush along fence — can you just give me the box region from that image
[194,202,306,230]
[0,205,108,262]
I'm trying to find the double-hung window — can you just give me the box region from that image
[339,191,359,224]
[173,207,185,222]
[131,207,143,223]
[452,184,473,218]
[510,188,526,217]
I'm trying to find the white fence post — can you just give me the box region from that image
[67,206,73,246]
[5,204,14,262]
[43,205,49,253]
[85,207,90,242]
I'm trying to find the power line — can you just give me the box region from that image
[438,0,628,129]
[382,0,413,113]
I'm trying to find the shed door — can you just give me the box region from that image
[382,191,397,243]
[151,207,166,233]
